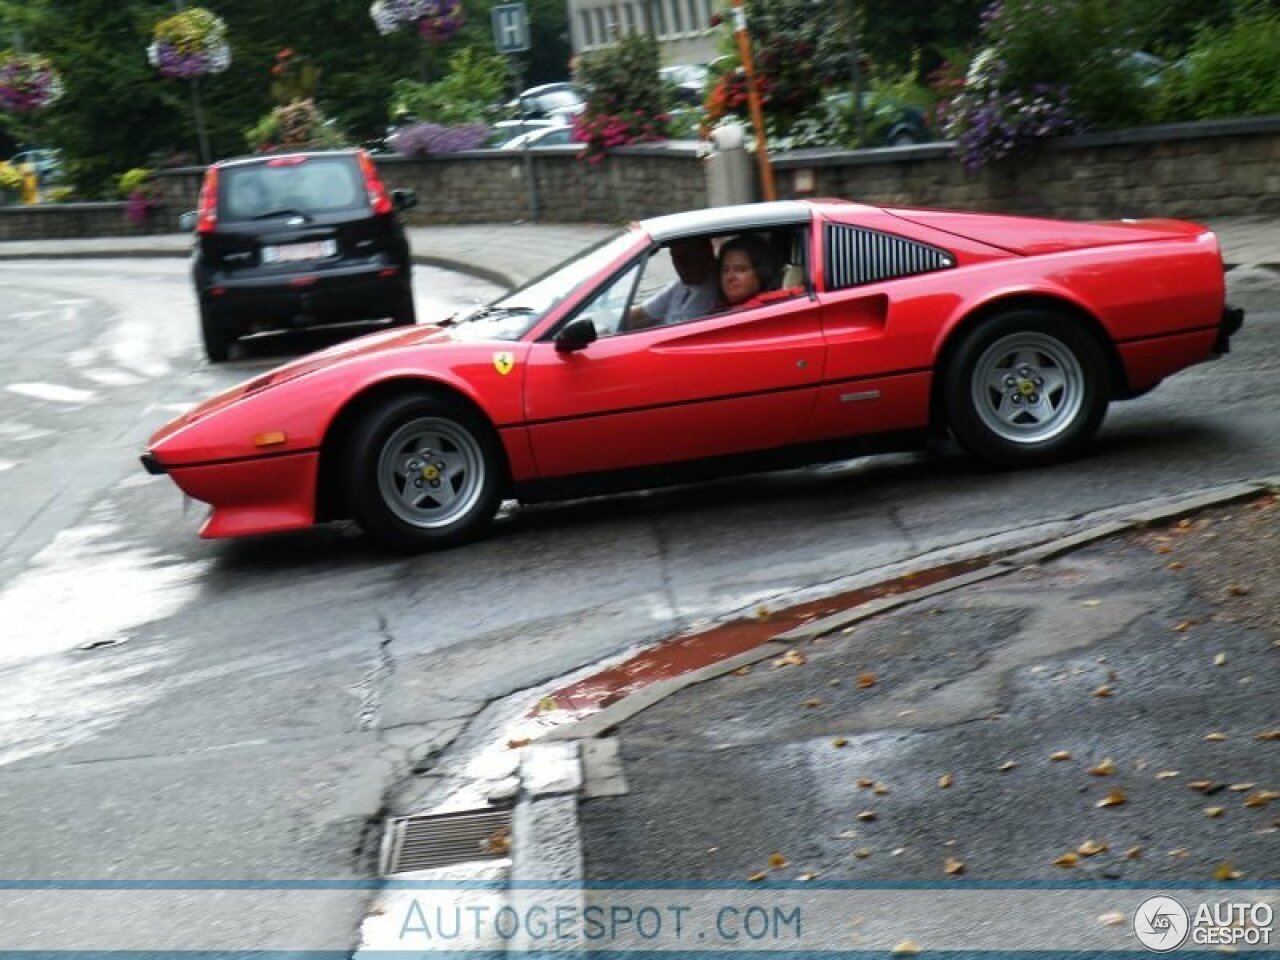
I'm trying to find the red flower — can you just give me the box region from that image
[276,48,294,61]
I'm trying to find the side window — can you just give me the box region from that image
[572,260,643,338]
[824,224,954,290]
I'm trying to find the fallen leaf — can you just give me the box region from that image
[891,940,922,956]
[802,697,824,709]
[733,665,753,677]
[1167,561,1184,571]
[769,852,789,868]
[854,847,873,859]
[1156,770,1181,780]
[1156,545,1173,555]
[484,827,512,855]
[1097,789,1128,808]
[1226,584,1251,596]
[999,760,1018,772]
[856,778,875,789]
[1053,851,1079,868]
[774,650,807,668]
[1094,685,1114,698]
[1050,750,1072,761]
[1174,618,1196,632]
[1204,732,1228,742]
[1243,791,1276,809]
[1205,807,1225,818]
[536,695,559,712]
[1099,910,1127,926]
[891,847,906,856]
[755,604,771,621]
[938,773,953,789]
[1228,783,1256,792]
[506,737,532,749]
[1214,862,1244,881]
[873,782,890,796]
[1176,518,1194,531]
[857,672,877,688]
[1126,846,1143,859]
[1168,848,1189,858]
[1257,729,1280,742]
[832,737,848,748]
[828,677,842,686]
[1078,839,1109,856]
[1081,599,1102,607]
[943,856,965,875]
[857,810,877,822]
[1214,653,1227,667]
[1090,758,1117,776]
[797,871,817,881]
[747,871,767,882]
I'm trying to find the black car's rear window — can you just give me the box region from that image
[219,157,367,220]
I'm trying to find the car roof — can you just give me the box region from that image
[639,201,817,242]
[214,149,362,170]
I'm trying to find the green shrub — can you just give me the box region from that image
[390,47,509,126]
[573,34,671,160]
[245,99,347,153]
[117,168,153,198]
[1158,14,1280,119]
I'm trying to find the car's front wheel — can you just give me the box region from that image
[942,309,1110,467]
[343,392,503,551]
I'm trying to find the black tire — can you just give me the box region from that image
[390,292,417,327]
[942,309,1110,468]
[200,302,231,363]
[343,392,503,552]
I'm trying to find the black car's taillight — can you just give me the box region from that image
[357,150,393,216]
[196,166,220,234]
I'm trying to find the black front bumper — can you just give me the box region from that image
[1215,304,1245,354]
[140,452,167,476]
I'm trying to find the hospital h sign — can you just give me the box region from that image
[491,3,530,53]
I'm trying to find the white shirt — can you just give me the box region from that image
[641,276,721,326]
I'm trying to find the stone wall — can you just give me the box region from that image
[2,116,1278,241]
[774,116,1280,220]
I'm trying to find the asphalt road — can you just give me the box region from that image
[0,259,1274,951]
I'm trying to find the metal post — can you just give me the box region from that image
[507,54,539,221]
[730,0,775,201]
[171,0,211,164]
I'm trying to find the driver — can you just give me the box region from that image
[622,237,719,331]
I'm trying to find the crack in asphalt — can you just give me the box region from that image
[647,516,686,634]
[357,615,398,731]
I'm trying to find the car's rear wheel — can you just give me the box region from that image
[942,309,1109,467]
[390,292,417,327]
[343,392,502,551]
[200,302,230,363]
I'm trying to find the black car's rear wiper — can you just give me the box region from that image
[251,208,313,222]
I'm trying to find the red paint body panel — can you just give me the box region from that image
[142,200,1235,541]
[168,451,320,538]
[523,296,824,476]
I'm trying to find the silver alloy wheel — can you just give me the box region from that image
[376,416,486,529]
[970,331,1086,444]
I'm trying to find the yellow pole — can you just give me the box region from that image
[20,164,39,205]
[730,0,776,201]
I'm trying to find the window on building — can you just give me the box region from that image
[687,0,702,31]
[668,0,684,33]
[651,0,667,37]
[580,9,596,47]
[622,2,636,33]
[595,7,609,42]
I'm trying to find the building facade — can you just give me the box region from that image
[568,0,721,65]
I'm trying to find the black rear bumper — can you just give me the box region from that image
[1215,304,1245,354]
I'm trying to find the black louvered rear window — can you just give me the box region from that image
[824,224,954,290]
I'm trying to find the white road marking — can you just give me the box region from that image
[6,382,98,404]
[81,368,147,387]
[0,460,17,472]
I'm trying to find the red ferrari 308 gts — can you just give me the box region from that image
[142,200,1244,552]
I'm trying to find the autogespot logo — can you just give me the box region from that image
[1134,896,1190,952]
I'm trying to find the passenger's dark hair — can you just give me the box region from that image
[718,234,781,292]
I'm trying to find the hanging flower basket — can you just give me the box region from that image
[147,7,232,79]
[0,52,64,114]
[370,0,465,44]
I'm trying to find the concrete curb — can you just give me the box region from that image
[507,477,1277,883]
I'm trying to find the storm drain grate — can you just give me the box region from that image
[380,806,514,875]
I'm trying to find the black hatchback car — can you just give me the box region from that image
[183,149,417,362]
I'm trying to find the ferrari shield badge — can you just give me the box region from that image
[492,351,515,376]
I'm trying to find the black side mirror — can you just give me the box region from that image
[392,189,417,212]
[178,211,197,232]
[555,317,598,353]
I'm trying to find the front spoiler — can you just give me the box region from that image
[1215,305,1245,354]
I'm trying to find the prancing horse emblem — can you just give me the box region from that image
[492,351,515,376]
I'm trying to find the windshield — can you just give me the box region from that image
[449,231,638,340]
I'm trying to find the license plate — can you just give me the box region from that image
[262,240,336,264]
